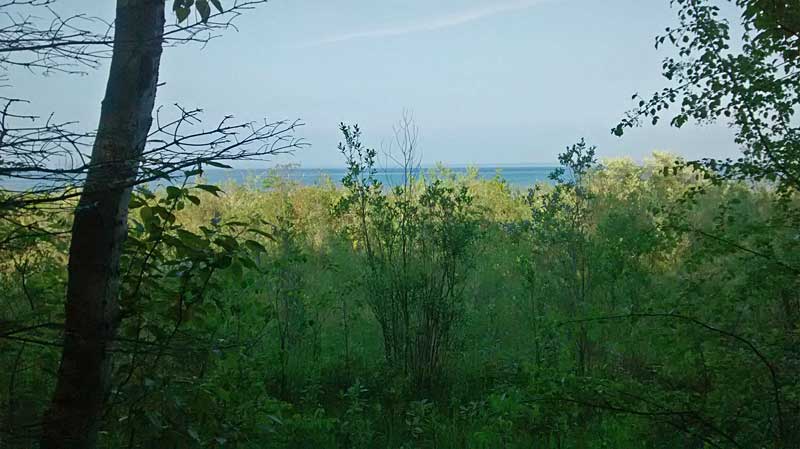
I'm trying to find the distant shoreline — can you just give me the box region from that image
[0,165,560,191]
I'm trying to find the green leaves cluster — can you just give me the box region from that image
[615,0,800,195]
[172,0,223,23]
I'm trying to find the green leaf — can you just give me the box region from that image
[152,206,174,223]
[140,206,154,224]
[195,184,223,197]
[205,161,233,169]
[266,414,284,425]
[175,6,190,23]
[249,228,276,241]
[176,229,208,249]
[166,186,182,200]
[238,256,257,269]
[214,255,233,269]
[210,0,223,13]
[162,235,182,248]
[196,0,211,23]
[244,239,267,253]
[129,197,145,209]
[214,235,239,251]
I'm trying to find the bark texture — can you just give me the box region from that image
[40,1,165,447]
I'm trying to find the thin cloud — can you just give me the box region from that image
[297,0,545,48]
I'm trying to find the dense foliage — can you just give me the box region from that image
[2,138,798,447]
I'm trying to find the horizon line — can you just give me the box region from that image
[203,162,561,171]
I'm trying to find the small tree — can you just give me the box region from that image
[334,120,478,392]
[527,139,598,375]
[265,203,307,399]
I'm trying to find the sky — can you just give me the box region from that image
[12,0,741,168]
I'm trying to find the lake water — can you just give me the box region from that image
[198,166,557,188]
[1,166,558,191]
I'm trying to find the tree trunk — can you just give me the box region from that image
[40,1,164,448]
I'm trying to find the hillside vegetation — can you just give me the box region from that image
[3,140,798,448]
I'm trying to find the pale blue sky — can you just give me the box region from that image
[14,0,739,168]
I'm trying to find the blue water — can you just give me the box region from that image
[0,166,558,191]
[198,166,556,188]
